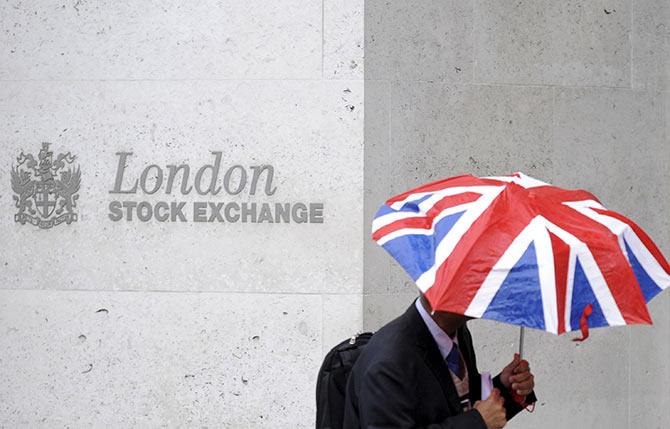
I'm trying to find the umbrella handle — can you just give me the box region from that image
[513,326,534,411]
[513,326,537,412]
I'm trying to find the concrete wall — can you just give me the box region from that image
[364,1,669,428]
[0,1,363,427]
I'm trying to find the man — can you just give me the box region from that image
[343,295,536,428]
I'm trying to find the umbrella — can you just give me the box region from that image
[372,172,670,351]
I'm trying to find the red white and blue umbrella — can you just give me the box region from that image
[372,172,670,340]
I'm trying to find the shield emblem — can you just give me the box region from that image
[34,181,57,218]
[12,142,80,229]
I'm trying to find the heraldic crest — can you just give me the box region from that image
[11,142,80,229]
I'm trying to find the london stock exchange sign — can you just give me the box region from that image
[11,142,80,229]
[108,151,324,224]
[10,146,324,227]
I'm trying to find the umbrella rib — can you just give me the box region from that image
[566,201,670,292]
[533,219,559,334]
[465,221,537,318]
[415,186,505,293]
[540,217,626,327]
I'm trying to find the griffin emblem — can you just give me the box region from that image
[11,142,80,229]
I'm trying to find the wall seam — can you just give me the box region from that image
[0,288,362,296]
[385,78,392,296]
[629,0,634,90]
[321,0,325,80]
[0,78,329,82]
[471,0,477,84]
[628,3,634,424]
[627,328,631,428]
[320,293,325,356]
[550,85,556,184]
[0,79,639,89]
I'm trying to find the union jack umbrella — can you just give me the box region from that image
[372,172,670,344]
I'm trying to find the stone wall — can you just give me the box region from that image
[0,1,363,427]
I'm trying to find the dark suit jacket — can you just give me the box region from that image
[343,304,536,428]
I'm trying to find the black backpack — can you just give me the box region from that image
[315,332,374,429]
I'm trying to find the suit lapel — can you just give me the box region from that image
[421,344,462,413]
[405,305,462,414]
[457,325,482,403]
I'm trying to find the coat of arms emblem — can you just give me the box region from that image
[11,142,81,229]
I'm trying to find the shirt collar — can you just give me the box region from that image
[415,298,457,360]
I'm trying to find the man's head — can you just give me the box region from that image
[419,293,472,337]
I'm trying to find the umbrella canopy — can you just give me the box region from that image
[372,172,670,336]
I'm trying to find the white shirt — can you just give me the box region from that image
[415,298,472,411]
[414,298,459,359]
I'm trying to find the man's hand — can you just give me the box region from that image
[473,388,507,429]
[500,353,535,396]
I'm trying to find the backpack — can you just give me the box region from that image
[315,332,374,429]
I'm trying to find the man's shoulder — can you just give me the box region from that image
[355,306,424,372]
[342,306,425,428]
